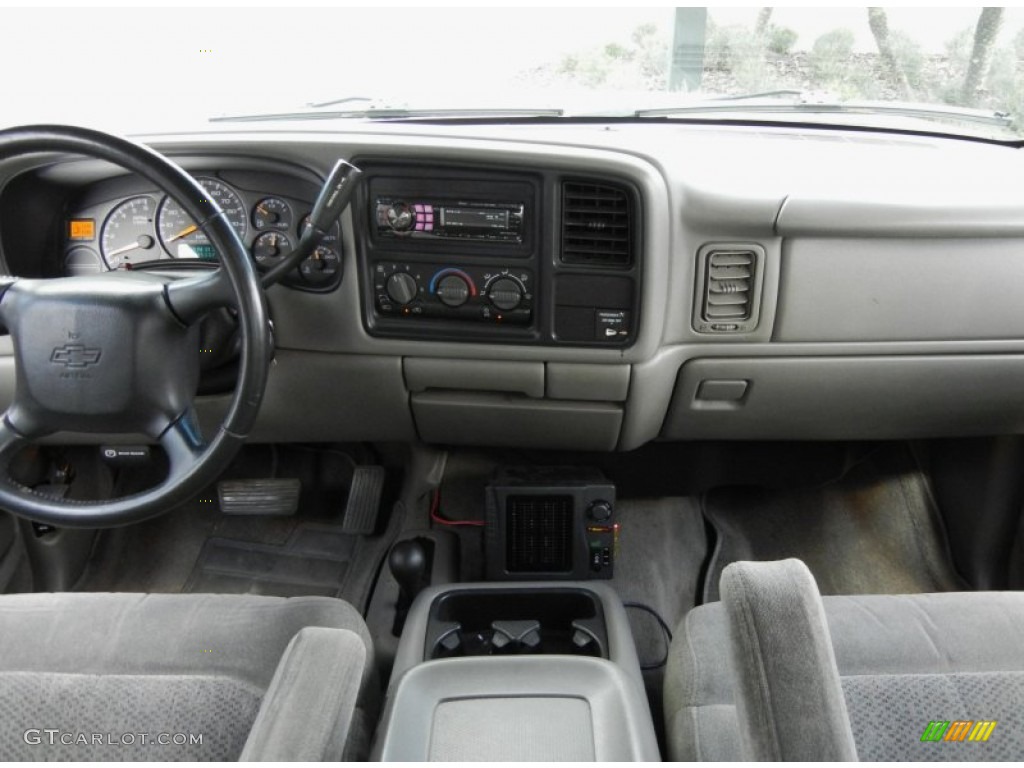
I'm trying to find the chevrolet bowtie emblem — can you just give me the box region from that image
[50,344,102,368]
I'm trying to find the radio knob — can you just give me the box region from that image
[488,277,523,311]
[386,202,415,232]
[437,274,470,307]
[386,272,418,305]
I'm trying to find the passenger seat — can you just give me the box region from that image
[664,558,1024,761]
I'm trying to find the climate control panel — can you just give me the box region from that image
[372,262,533,326]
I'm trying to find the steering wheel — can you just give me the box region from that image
[0,125,271,527]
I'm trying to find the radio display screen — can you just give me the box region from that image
[442,207,509,230]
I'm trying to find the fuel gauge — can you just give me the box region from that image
[252,197,292,231]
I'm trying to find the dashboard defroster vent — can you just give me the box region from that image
[560,181,633,266]
[694,245,765,334]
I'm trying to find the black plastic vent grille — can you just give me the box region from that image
[561,182,632,266]
[506,495,574,573]
[703,249,756,322]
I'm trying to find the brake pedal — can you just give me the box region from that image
[341,465,386,534]
[217,478,301,516]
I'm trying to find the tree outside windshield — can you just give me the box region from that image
[534,8,1024,126]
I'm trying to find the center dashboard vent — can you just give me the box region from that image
[560,181,633,267]
[694,245,765,334]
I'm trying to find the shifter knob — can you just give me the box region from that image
[389,538,429,604]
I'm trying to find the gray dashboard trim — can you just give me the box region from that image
[411,391,622,451]
[546,362,630,402]
[404,357,544,399]
[664,354,1024,441]
[775,237,1024,342]
[777,194,1024,238]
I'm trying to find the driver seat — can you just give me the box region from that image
[0,592,376,761]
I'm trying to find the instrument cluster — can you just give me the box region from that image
[62,173,342,291]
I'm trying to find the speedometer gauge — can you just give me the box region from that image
[157,178,247,260]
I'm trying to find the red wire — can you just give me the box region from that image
[429,488,485,527]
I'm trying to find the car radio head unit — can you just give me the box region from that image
[375,197,524,243]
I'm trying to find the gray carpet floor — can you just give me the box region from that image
[610,497,707,668]
[74,497,394,612]
[701,446,965,602]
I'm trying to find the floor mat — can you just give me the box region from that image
[702,445,964,602]
[184,524,356,597]
[74,498,395,610]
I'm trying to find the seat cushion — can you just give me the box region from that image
[666,574,1024,761]
[0,593,373,761]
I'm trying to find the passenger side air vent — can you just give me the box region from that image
[561,181,633,267]
[694,245,765,334]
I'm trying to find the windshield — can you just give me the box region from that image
[6,6,1024,140]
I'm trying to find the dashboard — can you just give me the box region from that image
[2,121,1024,452]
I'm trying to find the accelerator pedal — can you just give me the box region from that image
[341,465,386,534]
[217,478,301,516]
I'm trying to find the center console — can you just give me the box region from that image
[373,581,659,762]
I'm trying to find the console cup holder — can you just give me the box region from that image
[425,587,608,660]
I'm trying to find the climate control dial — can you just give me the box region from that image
[437,274,471,307]
[386,272,418,305]
[430,269,477,308]
[487,276,524,311]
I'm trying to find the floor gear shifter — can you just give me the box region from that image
[389,537,432,636]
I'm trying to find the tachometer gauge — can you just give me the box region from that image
[101,196,158,269]
[157,178,247,261]
[252,197,292,231]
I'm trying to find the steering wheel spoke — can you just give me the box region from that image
[0,275,19,329]
[164,267,234,325]
[0,415,31,463]
[157,409,206,479]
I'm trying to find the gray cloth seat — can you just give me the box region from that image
[665,558,1024,761]
[0,592,375,761]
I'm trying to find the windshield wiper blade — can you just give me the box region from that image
[636,93,1013,128]
[210,106,565,123]
[709,89,805,102]
[305,96,375,109]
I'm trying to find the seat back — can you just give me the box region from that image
[666,558,1024,761]
[719,558,858,760]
